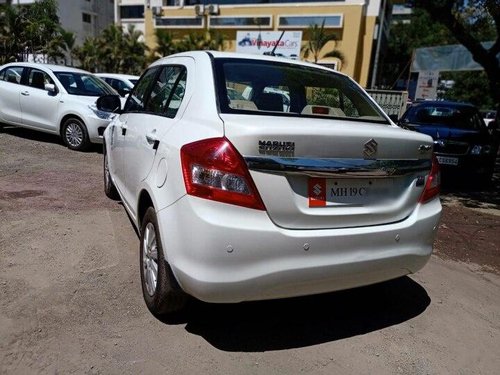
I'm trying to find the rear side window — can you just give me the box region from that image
[145,66,186,117]
[215,58,387,123]
[0,67,24,84]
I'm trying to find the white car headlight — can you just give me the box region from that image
[89,104,116,120]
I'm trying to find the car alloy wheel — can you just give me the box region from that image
[140,207,188,316]
[65,122,84,148]
[142,222,158,297]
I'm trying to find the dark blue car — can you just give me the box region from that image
[399,101,498,183]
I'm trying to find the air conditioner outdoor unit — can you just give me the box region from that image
[194,4,205,16]
[152,6,162,16]
[207,4,220,15]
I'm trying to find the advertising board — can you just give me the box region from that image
[236,31,302,58]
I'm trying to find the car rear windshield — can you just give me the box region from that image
[214,58,388,123]
[408,105,485,130]
[55,72,116,97]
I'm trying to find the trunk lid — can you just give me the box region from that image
[223,114,434,229]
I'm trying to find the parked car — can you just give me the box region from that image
[95,73,139,97]
[398,101,498,182]
[99,51,441,316]
[0,62,118,150]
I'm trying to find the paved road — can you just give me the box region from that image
[1,127,499,374]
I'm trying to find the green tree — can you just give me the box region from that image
[0,0,61,63]
[380,9,455,88]
[440,71,495,109]
[122,24,148,74]
[60,28,76,66]
[153,29,180,58]
[176,30,226,52]
[414,0,500,107]
[301,20,345,64]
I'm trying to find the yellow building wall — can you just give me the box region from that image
[143,3,378,87]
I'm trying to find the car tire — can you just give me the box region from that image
[103,143,120,200]
[140,207,188,316]
[61,117,90,151]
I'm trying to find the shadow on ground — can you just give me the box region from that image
[179,277,429,352]
[0,125,103,154]
[440,160,500,210]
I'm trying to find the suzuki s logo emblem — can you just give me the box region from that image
[363,139,378,159]
[313,183,322,196]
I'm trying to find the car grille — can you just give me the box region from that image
[433,140,469,155]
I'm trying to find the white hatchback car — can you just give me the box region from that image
[99,51,442,316]
[0,62,118,150]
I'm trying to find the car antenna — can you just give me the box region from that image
[264,30,285,56]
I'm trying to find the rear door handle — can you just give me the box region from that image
[21,91,29,96]
[146,131,160,150]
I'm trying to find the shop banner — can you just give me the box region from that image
[236,31,302,58]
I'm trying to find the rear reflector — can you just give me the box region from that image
[181,137,266,210]
[419,154,440,203]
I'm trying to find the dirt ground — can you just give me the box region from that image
[1,126,499,375]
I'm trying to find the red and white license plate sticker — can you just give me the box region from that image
[308,178,326,207]
[308,178,388,207]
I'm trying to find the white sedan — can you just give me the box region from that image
[99,51,442,316]
[0,62,118,150]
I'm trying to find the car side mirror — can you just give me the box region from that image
[96,95,121,113]
[117,88,130,97]
[45,83,57,94]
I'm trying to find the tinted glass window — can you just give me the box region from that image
[27,69,55,90]
[124,67,159,112]
[166,69,187,118]
[215,58,387,123]
[1,67,23,84]
[408,106,485,130]
[55,72,115,96]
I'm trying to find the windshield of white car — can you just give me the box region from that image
[214,58,388,124]
[55,72,117,96]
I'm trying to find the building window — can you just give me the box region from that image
[155,17,204,28]
[120,5,145,19]
[82,13,92,24]
[278,14,343,28]
[167,0,344,4]
[209,16,272,29]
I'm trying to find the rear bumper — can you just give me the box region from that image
[157,196,441,303]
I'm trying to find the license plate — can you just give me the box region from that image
[308,178,389,207]
[436,156,459,166]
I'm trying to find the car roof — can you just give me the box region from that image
[1,62,90,74]
[95,73,140,80]
[411,100,477,109]
[153,50,349,78]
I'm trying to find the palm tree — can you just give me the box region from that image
[302,20,345,65]
[122,24,148,74]
[60,28,76,66]
[154,29,180,58]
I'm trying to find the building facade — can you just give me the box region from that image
[115,0,394,87]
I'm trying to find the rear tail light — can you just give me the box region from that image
[181,137,266,210]
[419,154,441,203]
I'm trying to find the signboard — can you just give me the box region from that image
[415,70,439,100]
[236,31,302,59]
